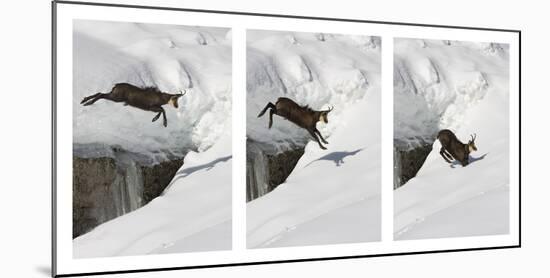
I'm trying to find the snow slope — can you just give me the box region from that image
[73,20,232,162]
[247,31,381,248]
[72,20,232,257]
[394,38,510,240]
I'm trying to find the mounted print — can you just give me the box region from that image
[52,1,521,277]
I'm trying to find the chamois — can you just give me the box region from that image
[80,83,186,127]
[437,129,478,166]
[258,97,333,150]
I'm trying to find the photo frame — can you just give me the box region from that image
[52,1,521,277]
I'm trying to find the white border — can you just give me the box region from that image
[54,2,520,276]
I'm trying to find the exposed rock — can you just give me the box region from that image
[266,149,305,189]
[246,140,305,202]
[394,139,433,189]
[73,149,183,238]
[141,159,184,204]
[73,157,117,238]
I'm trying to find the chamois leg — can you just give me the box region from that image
[80,93,102,104]
[308,129,326,150]
[150,107,168,127]
[82,93,110,106]
[258,102,276,117]
[268,109,276,129]
[439,147,452,163]
[315,128,328,144]
[443,149,454,161]
[162,109,167,127]
[152,112,162,122]
[258,102,277,129]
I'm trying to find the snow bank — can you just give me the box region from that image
[73,20,232,162]
[247,30,381,247]
[247,30,380,151]
[394,38,510,240]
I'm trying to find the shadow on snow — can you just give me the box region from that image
[450,153,488,168]
[165,155,232,190]
[306,148,364,167]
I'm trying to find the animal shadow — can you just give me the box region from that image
[306,148,364,167]
[450,153,488,168]
[167,155,232,188]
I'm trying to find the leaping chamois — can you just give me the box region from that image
[258,97,333,150]
[437,129,478,166]
[80,83,186,127]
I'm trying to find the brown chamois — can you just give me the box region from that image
[258,97,333,150]
[80,83,186,127]
[437,129,478,166]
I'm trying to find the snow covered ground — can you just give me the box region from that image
[72,20,232,257]
[394,38,510,240]
[246,30,381,248]
[73,20,232,162]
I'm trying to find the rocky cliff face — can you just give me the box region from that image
[246,140,305,202]
[394,139,433,189]
[73,156,118,238]
[73,145,183,238]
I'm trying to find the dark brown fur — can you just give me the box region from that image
[437,129,477,166]
[80,83,185,127]
[258,97,333,150]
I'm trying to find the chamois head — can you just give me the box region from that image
[319,106,334,124]
[168,89,187,108]
[468,133,477,152]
